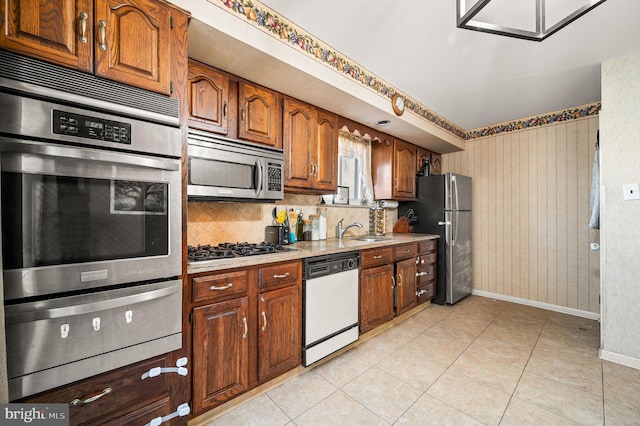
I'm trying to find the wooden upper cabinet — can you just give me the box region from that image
[238,81,280,147]
[283,96,338,193]
[187,59,233,135]
[94,0,172,95]
[371,136,417,200]
[394,138,417,198]
[283,96,314,189]
[431,152,442,175]
[314,109,338,192]
[0,0,93,71]
[0,0,179,95]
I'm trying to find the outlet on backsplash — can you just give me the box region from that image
[187,194,398,246]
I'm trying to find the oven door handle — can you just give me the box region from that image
[4,282,181,323]
[0,139,180,172]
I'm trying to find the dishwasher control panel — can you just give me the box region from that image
[303,251,360,280]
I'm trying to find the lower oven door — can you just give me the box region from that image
[4,279,182,400]
[0,138,181,300]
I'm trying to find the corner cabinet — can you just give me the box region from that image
[238,81,281,147]
[283,96,338,193]
[371,136,417,200]
[0,0,181,95]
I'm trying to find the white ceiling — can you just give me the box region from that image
[256,0,640,130]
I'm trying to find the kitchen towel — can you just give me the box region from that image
[589,132,599,229]
[379,200,399,209]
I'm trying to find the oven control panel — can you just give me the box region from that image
[53,110,132,144]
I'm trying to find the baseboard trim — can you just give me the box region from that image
[471,289,600,321]
[599,349,640,370]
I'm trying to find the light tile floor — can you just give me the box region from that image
[196,296,640,425]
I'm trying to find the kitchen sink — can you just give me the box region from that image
[352,236,392,242]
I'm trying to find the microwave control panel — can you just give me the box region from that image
[52,110,132,144]
[267,162,283,191]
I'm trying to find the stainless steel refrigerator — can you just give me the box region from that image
[399,173,472,304]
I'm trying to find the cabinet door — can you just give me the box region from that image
[187,59,231,135]
[395,257,417,316]
[359,264,394,333]
[0,0,93,71]
[192,298,249,414]
[430,153,442,175]
[239,81,280,147]
[283,97,314,189]
[94,0,172,95]
[258,285,301,382]
[393,139,417,199]
[314,109,338,192]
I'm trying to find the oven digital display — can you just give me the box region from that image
[52,110,132,144]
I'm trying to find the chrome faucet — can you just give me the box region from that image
[337,218,363,239]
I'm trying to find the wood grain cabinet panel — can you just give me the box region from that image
[395,257,417,316]
[238,81,280,147]
[359,263,394,333]
[0,0,179,95]
[192,297,249,414]
[258,285,301,382]
[313,109,338,192]
[94,0,172,95]
[371,136,417,200]
[187,59,231,135]
[0,0,93,71]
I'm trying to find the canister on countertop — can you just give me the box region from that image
[311,214,319,240]
[317,207,327,240]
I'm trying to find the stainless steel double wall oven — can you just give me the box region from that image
[0,51,183,400]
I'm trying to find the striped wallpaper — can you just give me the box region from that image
[442,116,600,314]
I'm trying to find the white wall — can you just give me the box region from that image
[600,51,640,368]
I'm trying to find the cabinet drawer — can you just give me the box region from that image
[416,264,436,285]
[259,261,300,290]
[360,247,394,268]
[21,356,170,425]
[418,252,437,266]
[394,243,418,260]
[417,281,436,304]
[192,270,249,303]
[418,239,437,253]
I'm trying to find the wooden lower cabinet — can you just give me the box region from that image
[20,355,175,426]
[189,260,302,416]
[192,297,249,414]
[395,257,417,316]
[417,239,438,304]
[359,263,394,333]
[258,285,301,382]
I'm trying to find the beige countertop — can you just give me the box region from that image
[187,233,439,275]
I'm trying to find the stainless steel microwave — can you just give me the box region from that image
[187,130,284,202]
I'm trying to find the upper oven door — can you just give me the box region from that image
[0,139,182,301]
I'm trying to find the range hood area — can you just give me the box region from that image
[170,0,466,155]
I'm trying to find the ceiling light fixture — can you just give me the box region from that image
[375,120,390,126]
[456,0,607,42]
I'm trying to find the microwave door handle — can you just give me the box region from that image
[4,284,180,324]
[255,158,264,198]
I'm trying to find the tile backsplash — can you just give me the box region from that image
[188,194,398,246]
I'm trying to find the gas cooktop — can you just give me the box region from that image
[187,242,295,262]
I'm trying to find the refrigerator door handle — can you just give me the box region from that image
[437,221,451,226]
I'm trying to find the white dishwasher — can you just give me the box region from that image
[303,251,360,366]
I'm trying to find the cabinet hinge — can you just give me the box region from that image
[170,81,174,94]
[189,312,193,323]
[280,98,284,108]
[170,16,174,29]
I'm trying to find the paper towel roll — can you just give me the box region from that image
[379,200,399,209]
